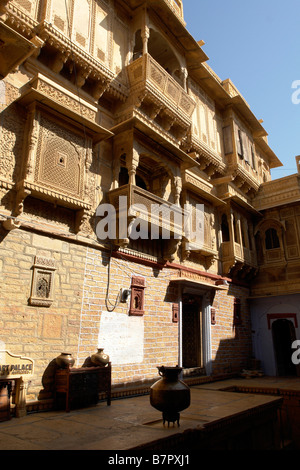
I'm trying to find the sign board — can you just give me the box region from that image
[0,351,34,379]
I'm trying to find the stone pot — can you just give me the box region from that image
[150,366,190,426]
[55,353,75,369]
[91,348,110,367]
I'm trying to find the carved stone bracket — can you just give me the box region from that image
[14,186,31,217]
[2,217,21,231]
[164,238,181,262]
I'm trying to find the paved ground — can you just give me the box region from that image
[0,376,293,452]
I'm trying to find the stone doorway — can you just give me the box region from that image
[182,295,202,369]
[272,319,297,376]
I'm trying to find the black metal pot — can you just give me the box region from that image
[150,366,190,426]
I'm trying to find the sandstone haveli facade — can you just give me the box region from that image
[0,0,299,414]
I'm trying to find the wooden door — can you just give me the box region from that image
[182,300,201,368]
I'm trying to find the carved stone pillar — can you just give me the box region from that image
[236,213,242,245]
[24,104,40,183]
[126,148,139,186]
[141,25,150,55]
[202,292,212,376]
[174,175,182,206]
[229,209,236,244]
[181,67,188,92]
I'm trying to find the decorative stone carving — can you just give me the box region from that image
[129,276,146,316]
[29,256,56,307]
[172,303,179,323]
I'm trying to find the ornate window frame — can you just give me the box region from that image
[129,276,146,316]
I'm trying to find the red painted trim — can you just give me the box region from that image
[112,250,231,283]
[267,313,298,329]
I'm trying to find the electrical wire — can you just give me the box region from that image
[105,244,121,312]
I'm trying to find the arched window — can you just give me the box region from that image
[265,228,280,250]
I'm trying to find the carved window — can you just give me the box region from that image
[237,130,244,158]
[251,146,256,170]
[265,228,280,250]
[29,256,56,307]
[129,276,146,316]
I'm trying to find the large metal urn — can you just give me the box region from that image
[150,366,190,426]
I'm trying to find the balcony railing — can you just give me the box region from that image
[107,184,184,240]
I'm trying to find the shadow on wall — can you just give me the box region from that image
[210,286,253,377]
[210,330,253,378]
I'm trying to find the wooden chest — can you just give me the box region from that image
[55,364,111,412]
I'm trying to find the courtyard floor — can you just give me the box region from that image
[1,376,299,453]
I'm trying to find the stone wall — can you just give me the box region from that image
[0,225,86,400]
[0,220,253,402]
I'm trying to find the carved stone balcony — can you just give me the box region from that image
[123,53,196,140]
[107,183,184,260]
[221,240,258,279]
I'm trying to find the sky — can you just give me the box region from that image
[183,0,300,179]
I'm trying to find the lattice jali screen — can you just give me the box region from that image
[35,113,85,200]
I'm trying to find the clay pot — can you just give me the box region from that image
[150,366,190,426]
[91,348,110,367]
[55,353,75,369]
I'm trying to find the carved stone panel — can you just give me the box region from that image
[15,105,94,224]
[29,256,56,307]
[129,276,146,317]
[35,112,86,198]
[172,303,179,323]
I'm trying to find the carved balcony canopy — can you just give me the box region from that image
[124,53,196,140]
[0,2,126,102]
[34,21,125,102]
[122,0,186,25]
[182,170,225,207]
[17,73,113,143]
[186,146,226,180]
[0,21,37,78]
